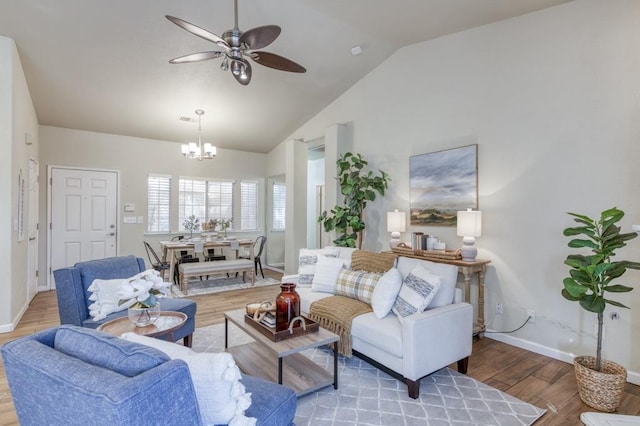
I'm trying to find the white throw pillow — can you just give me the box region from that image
[87,278,133,321]
[121,333,255,426]
[392,265,441,323]
[371,268,403,319]
[297,248,339,286]
[311,256,344,293]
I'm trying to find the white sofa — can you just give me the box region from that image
[283,247,473,399]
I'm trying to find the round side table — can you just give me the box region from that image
[97,311,187,342]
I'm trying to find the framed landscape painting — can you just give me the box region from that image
[410,144,478,226]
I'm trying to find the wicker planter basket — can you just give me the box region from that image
[574,355,627,412]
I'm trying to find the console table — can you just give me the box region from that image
[394,253,491,337]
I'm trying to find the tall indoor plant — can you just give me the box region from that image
[562,207,639,411]
[318,152,390,248]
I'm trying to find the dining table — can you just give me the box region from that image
[159,238,255,283]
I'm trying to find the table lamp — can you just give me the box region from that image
[387,210,407,249]
[457,209,482,262]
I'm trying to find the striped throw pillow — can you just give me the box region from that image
[392,265,441,322]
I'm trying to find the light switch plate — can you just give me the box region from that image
[123,216,137,224]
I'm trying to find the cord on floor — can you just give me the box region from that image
[485,315,532,334]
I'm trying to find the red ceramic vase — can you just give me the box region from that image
[275,283,300,331]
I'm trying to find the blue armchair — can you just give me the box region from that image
[53,255,196,346]
[1,326,297,426]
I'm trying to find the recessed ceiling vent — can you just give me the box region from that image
[178,116,195,123]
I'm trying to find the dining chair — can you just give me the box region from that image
[143,241,171,282]
[240,236,266,278]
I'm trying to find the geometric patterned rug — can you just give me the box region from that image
[170,275,279,297]
[193,324,546,426]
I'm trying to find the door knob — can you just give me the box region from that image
[107,232,115,236]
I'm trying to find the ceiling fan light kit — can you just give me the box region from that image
[182,109,216,161]
[167,0,306,85]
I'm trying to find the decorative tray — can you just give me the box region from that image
[243,314,319,342]
[392,243,462,260]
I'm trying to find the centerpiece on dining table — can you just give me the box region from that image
[118,270,170,327]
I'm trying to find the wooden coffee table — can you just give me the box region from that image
[224,309,340,396]
[97,311,187,342]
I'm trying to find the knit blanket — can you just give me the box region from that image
[308,295,372,357]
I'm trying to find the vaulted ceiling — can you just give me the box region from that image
[0,0,571,153]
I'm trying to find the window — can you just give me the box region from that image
[178,178,235,231]
[272,182,286,231]
[178,178,207,231]
[240,181,258,230]
[206,180,234,224]
[147,174,171,233]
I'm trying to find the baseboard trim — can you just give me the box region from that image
[486,331,640,386]
[265,265,284,273]
[0,302,29,334]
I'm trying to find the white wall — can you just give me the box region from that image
[276,0,640,378]
[39,126,268,287]
[0,36,40,331]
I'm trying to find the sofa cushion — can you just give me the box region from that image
[397,257,458,308]
[297,286,333,314]
[121,333,254,426]
[53,325,168,377]
[371,268,403,319]
[311,255,344,293]
[351,312,403,358]
[298,248,339,286]
[335,269,381,304]
[351,250,397,273]
[392,265,441,322]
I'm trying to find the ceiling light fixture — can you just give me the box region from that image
[181,109,216,160]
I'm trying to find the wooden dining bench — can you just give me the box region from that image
[178,259,255,294]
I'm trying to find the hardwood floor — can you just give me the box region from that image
[1,268,639,425]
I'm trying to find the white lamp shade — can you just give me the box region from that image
[181,144,190,154]
[457,209,482,237]
[387,210,407,233]
[204,143,216,156]
[188,142,198,154]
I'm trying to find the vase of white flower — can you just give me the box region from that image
[127,302,161,326]
[118,269,170,327]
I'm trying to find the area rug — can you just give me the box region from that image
[170,275,279,297]
[193,324,546,426]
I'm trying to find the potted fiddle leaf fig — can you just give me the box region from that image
[562,207,639,412]
[318,152,390,249]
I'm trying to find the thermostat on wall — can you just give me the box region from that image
[124,203,135,212]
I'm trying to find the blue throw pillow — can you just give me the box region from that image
[53,326,168,377]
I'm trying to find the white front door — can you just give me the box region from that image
[49,167,118,287]
[27,159,39,298]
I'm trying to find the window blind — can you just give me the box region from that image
[147,174,171,233]
[240,181,258,230]
[179,178,207,231]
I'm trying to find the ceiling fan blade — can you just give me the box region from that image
[239,25,281,50]
[232,59,252,86]
[166,15,229,49]
[169,51,225,64]
[250,51,306,73]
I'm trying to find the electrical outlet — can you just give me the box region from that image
[495,303,503,315]
[527,309,536,324]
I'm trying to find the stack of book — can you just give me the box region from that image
[260,312,276,329]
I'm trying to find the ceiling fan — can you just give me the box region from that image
[166,0,306,86]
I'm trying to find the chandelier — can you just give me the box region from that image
[181,109,216,160]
